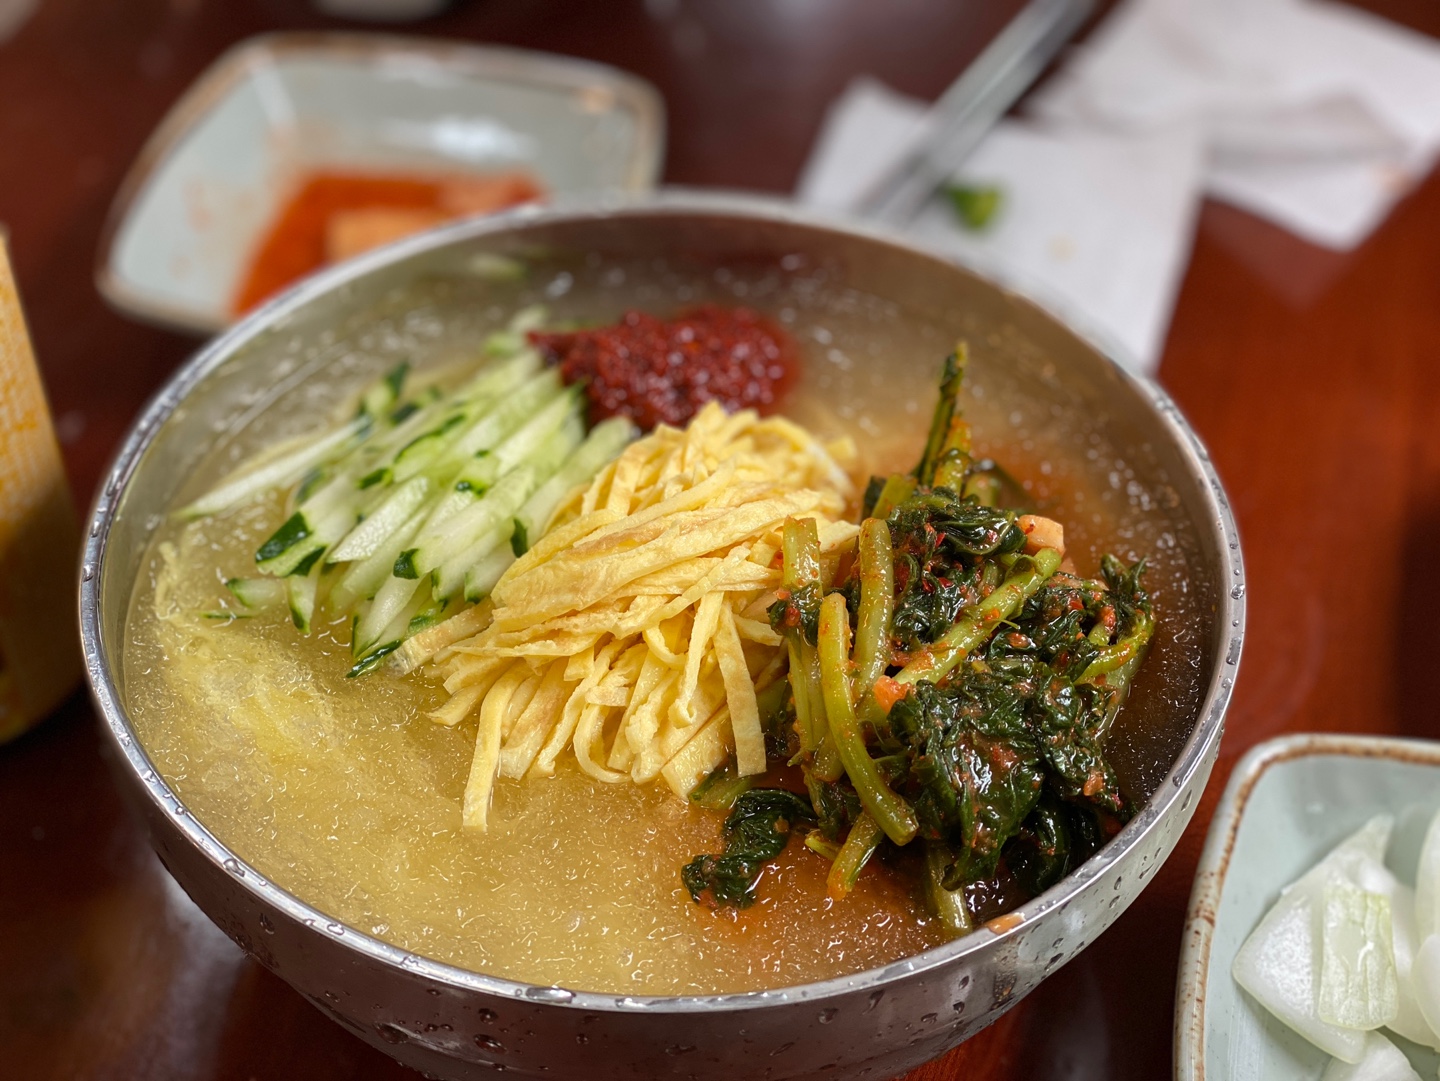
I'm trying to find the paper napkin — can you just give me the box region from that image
[798,78,1205,373]
[1031,0,1440,249]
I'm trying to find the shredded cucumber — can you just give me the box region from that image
[442,369,565,475]
[512,416,637,553]
[287,572,319,635]
[354,575,420,655]
[180,310,633,669]
[225,577,286,610]
[417,416,582,573]
[328,515,422,613]
[329,476,431,562]
[176,415,369,521]
[464,544,516,604]
[432,524,511,604]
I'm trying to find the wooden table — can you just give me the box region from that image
[3,0,1438,1077]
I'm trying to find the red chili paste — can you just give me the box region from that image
[529,306,797,430]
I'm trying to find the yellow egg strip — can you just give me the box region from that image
[431,402,858,830]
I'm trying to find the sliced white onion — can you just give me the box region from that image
[1318,879,1398,1030]
[1415,810,1440,942]
[1320,1031,1423,1081]
[1341,831,1440,1048]
[1377,881,1440,1049]
[1233,816,1394,1063]
[1413,934,1440,1042]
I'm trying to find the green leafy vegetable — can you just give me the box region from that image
[1005,796,1105,898]
[804,765,861,842]
[886,490,1025,650]
[688,344,1152,925]
[887,678,1045,885]
[681,789,816,908]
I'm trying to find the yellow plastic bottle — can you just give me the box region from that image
[0,237,81,742]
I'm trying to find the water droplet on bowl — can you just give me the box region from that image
[818,1008,837,1024]
[474,1034,504,1053]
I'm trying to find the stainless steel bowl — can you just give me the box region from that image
[79,193,1243,1081]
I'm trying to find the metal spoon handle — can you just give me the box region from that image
[853,0,1092,225]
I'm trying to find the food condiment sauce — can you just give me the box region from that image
[530,306,797,429]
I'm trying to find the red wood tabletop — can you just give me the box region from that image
[3,0,1440,1078]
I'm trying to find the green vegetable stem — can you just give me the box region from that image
[895,547,1064,685]
[818,593,919,846]
[853,518,896,695]
[924,840,973,937]
[827,813,885,899]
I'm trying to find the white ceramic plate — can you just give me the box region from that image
[96,32,664,334]
[1176,733,1440,1080]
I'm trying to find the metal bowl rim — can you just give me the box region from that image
[78,189,1244,1014]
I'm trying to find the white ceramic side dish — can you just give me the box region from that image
[1176,733,1440,1080]
[96,33,664,334]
